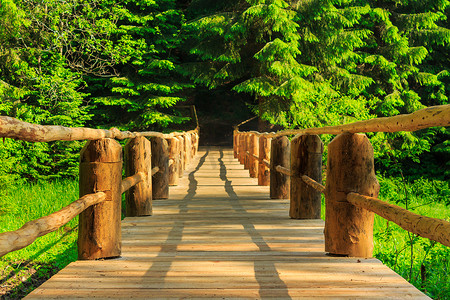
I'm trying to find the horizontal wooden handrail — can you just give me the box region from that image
[275,165,292,176]
[0,116,199,142]
[121,172,146,194]
[347,193,450,247]
[301,175,325,193]
[234,116,257,129]
[0,192,107,257]
[237,105,449,137]
[151,166,160,176]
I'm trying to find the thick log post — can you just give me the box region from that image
[176,136,185,177]
[270,136,290,199]
[290,134,323,219]
[124,136,152,217]
[233,130,239,158]
[258,134,271,186]
[184,134,192,166]
[244,133,251,170]
[249,133,259,178]
[166,137,180,186]
[78,138,122,260]
[151,137,169,199]
[324,132,380,257]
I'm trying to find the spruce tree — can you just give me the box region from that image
[184,0,374,129]
[89,0,190,131]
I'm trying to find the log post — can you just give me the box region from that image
[270,136,290,199]
[244,133,251,170]
[78,138,122,260]
[249,133,259,178]
[290,134,323,219]
[324,132,380,257]
[190,133,196,160]
[258,134,271,186]
[124,136,152,217]
[191,132,198,156]
[166,137,180,186]
[233,130,239,158]
[151,137,169,199]
[176,136,185,177]
[195,131,199,154]
[238,133,245,164]
[184,134,191,166]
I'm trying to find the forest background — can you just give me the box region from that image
[0,0,449,298]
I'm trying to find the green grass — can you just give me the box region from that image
[373,176,450,299]
[0,180,79,298]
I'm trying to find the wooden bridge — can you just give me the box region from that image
[25,147,427,299]
[0,105,449,299]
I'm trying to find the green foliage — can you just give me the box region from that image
[87,0,191,130]
[374,176,450,298]
[0,180,79,298]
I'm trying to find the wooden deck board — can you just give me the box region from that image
[25,147,428,299]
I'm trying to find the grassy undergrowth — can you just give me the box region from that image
[0,181,78,299]
[373,176,450,299]
[0,177,449,299]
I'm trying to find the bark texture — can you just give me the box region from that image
[124,136,152,216]
[151,137,169,199]
[290,135,323,219]
[324,133,379,257]
[270,136,290,199]
[78,138,123,260]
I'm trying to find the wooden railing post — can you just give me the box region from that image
[238,133,245,164]
[192,132,199,156]
[124,136,152,217]
[258,134,271,186]
[184,133,191,166]
[290,134,323,219]
[270,136,290,199]
[166,137,180,186]
[244,133,251,170]
[151,137,169,199]
[176,136,185,177]
[78,138,122,260]
[190,133,196,160]
[324,132,380,257]
[233,130,238,158]
[249,133,259,178]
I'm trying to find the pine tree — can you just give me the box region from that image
[0,0,90,181]
[89,0,190,131]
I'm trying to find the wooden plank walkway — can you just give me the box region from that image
[26,147,428,299]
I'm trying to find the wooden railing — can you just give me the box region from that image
[0,109,200,259]
[234,105,450,257]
